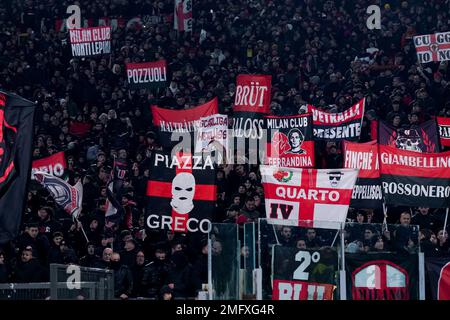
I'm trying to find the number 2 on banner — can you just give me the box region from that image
[293,251,320,280]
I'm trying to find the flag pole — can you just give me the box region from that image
[75,217,89,243]
[443,207,449,235]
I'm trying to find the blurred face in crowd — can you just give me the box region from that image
[38,208,49,221]
[297,240,307,250]
[245,199,256,211]
[364,229,374,240]
[233,196,241,206]
[53,235,63,246]
[136,251,145,266]
[400,213,411,226]
[374,237,384,250]
[281,227,292,240]
[212,241,223,256]
[438,230,448,243]
[103,248,113,262]
[21,249,33,263]
[356,213,364,223]
[27,227,39,239]
[306,229,316,241]
[418,207,429,215]
[87,244,95,255]
[155,250,166,261]
[172,243,183,253]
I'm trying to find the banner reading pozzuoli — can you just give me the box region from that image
[308,98,365,141]
[437,116,450,147]
[343,140,382,209]
[413,32,450,64]
[145,151,216,234]
[272,246,337,300]
[69,26,111,57]
[260,165,358,229]
[126,60,168,90]
[151,97,218,149]
[31,151,67,178]
[379,119,440,153]
[379,144,450,207]
[265,114,315,168]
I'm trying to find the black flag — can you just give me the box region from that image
[0,90,36,244]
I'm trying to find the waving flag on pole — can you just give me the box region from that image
[33,171,83,219]
[174,0,192,32]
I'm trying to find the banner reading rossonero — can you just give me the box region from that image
[379,144,450,208]
[145,151,216,234]
[126,60,168,90]
[69,26,111,57]
[346,252,419,300]
[343,140,382,209]
[272,246,337,300]
[265,114,315,168]
[308,98,365,141]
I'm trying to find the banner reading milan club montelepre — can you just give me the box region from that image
[0,91,36,244]
[31,151,66,178]
[308,98,365,141]
[437,116,450,147]
[126,60,168,90]
[260,165,358,229]
[346,252,419,300]
[343,141,382,209]
[174,0,192,32]
[151,97,218,149]
[194,114,229,162]
[413,32,450,64]
[145,151,216,234]
[425,257,450,300]
[379,119,440,153]
[265,114,315,168]
[232,74,271,141]
[379,144,450,207]
[272,246,338,300]
[69,26,111,57]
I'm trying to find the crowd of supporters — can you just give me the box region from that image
[1,0,450,299]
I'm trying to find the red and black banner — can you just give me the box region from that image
[272,246,337,300]
[308,98,365,141]
[343,140,382,209]
[31,151,67,178]
[126,60,168,90]
[379,144,450,207]
[413,32,450,63]
[69,26,111,57]
[346,252,419,300]
[437,116,450,147]
[425,257,450,300]
[265,114,314,167]
[151,97,218,149]
[145,151,216,234]
[0,91,36,244]
[379,119,440,153]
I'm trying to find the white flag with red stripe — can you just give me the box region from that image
[260,166,358,229]
[413,32,450,63]
[174,0,192,32]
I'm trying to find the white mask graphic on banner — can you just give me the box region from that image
[170,172,196,214]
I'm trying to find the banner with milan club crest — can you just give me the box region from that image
[174,0,193,32]
[346,252,419,300]
[145,151,216,233]
[265,114,315,168]
[413,32,450,64]
[272,246,338,300]
[378,119,440,153]
[126,60,168,90]
[260,166,358,229]
[437,116,450,147]
[343,141,382,209]
[379,144,450,207]
[31,151,67,178]
[69,26,111,57]
[308,98,365,141]
[425,257,450,300]
[151,97,218,149]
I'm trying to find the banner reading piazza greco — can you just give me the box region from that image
[307,98,365,141]
[379,144,450,207]
[69,26,111,57]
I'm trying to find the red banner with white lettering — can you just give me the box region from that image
[379,144,450,207]
[308,98,365,141]
[126,60,168,90]
[32,151,67,178]
[260,165,358,229]
[437,116,450,147]
[233,74,272,114]
[413,32,450,63]
[69,26,111,57]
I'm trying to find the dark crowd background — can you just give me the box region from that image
[0,0,450,299]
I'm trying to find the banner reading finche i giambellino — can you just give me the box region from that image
[308,98,365,141]
[379,144,450,208]
[69,26,111,57]
[413,32,450,63]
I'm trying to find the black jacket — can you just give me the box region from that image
[113,264,134,297]
[141,259,173,298]
[14,259,46,283]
